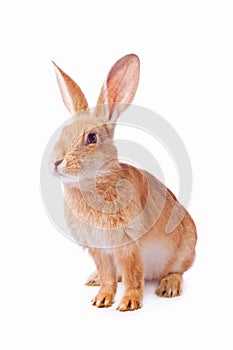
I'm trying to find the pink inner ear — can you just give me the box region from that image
[106,54,140,118]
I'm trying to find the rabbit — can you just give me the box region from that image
[50,54,197,311]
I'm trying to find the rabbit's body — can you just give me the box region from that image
[64,163,196,280]
[51,54,197,311]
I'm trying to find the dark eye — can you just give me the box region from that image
[87,133,98,145]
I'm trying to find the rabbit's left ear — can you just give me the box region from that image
[52,61,88,115]
[96,54,140,121]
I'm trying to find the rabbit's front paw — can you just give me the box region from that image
[117,290,142,312]
[92,290,115,308]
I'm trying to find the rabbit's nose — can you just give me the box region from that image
[54,159,63,170]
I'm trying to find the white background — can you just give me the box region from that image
[0,1,232,349]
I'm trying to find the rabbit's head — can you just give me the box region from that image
[50,54,140,183]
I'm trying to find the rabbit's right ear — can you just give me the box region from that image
[96,54,140,121]
[52,61,88,115]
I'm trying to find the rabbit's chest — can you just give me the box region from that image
[64,200,132,248]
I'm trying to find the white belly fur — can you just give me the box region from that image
[140,239,172,280]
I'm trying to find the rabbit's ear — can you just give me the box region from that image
[52,61,88,115]
[96,54,140,121]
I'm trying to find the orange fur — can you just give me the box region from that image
[50,54,197,311]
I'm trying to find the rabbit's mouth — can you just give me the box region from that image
[50,155,105,184]
[50,158,81,184]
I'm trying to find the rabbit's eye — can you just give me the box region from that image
[87,133,98,145]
